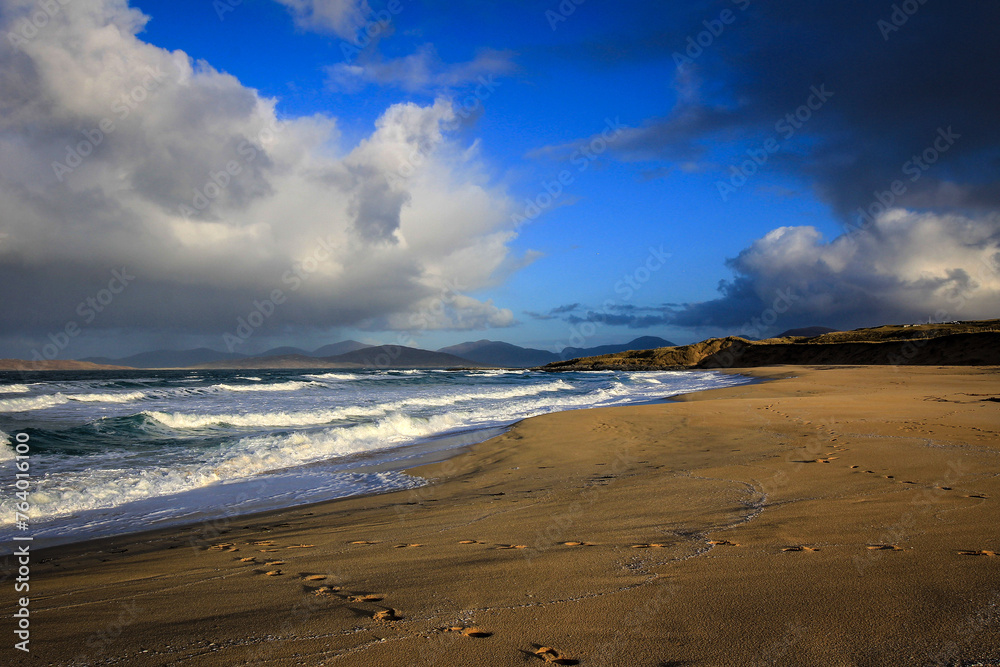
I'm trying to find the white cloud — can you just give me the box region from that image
[273,0,371,38]
[0,0,523,351]
[326,44,515,93]
[673,210,1000,329]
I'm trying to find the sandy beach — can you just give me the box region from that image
[14,365,1000,666]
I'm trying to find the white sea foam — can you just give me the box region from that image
[213,381,318,392]
[14,412,462,522]
[67,391,147,403]
[0,394,70,412]
[305,372,360,381]
[0,384,29,394]
[0,430,13,461]
[144,406,383,429]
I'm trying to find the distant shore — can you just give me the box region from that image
[22,365,1000,666]
[4,318,998,372]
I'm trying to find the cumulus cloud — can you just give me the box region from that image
[0,0,522,355]
[273,0,371,38]
[326,44,515,94]
[670,210,1000,332]
[536,211,1000,335]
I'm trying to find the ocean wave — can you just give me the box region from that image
[0,369,757,531]
[393,380,572,408]
[143,406,384,429]
[304,372,359,381]
[0,384,29,394]
[212,381,319,392]
[0,394,70,412]
[66,391,148,403]
[9,412,463,522]
[0,430,13,461]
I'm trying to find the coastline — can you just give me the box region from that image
[14,365,1000,666]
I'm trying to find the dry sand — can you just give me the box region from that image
[12,366,1000,666]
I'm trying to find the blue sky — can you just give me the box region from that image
[1,0,998,358]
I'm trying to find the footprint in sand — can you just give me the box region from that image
[301,574,328,581]
[238,557,256,563]
[850,465,859,469]
[349,540,380,545]
[373,609,402,622]
[631,543,669,549]
[264,560,286,566]
[530,644,579,664]
[709,540,740,547]
[866,544,902,551]
[286,544,315,549]
[208,543,238,552]
[348,594,384,602]
[958,550,997,557]
[312,586,343,597]
[252,540,277,546]
[561,541,597,547]
[393,543,424,549]
[782,546,820,552]
[264,570,283,576]
[494,544,528,550]
[258,549,280,553]
[966,494,988,499]
[440,626,493,638]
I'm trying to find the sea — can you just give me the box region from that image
[0,368,754,551]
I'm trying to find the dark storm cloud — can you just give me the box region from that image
[599,0,1000,217]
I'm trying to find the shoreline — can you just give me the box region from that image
[16,365,1000,666]
[10,368,752,555]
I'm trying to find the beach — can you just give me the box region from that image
[16,365,1000,666]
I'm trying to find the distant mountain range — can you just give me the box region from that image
[10,322,996,372]
[438,336,676,368]
[74,336,679,370]
[186,345,487,370]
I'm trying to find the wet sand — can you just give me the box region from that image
[14,365,1000,666]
